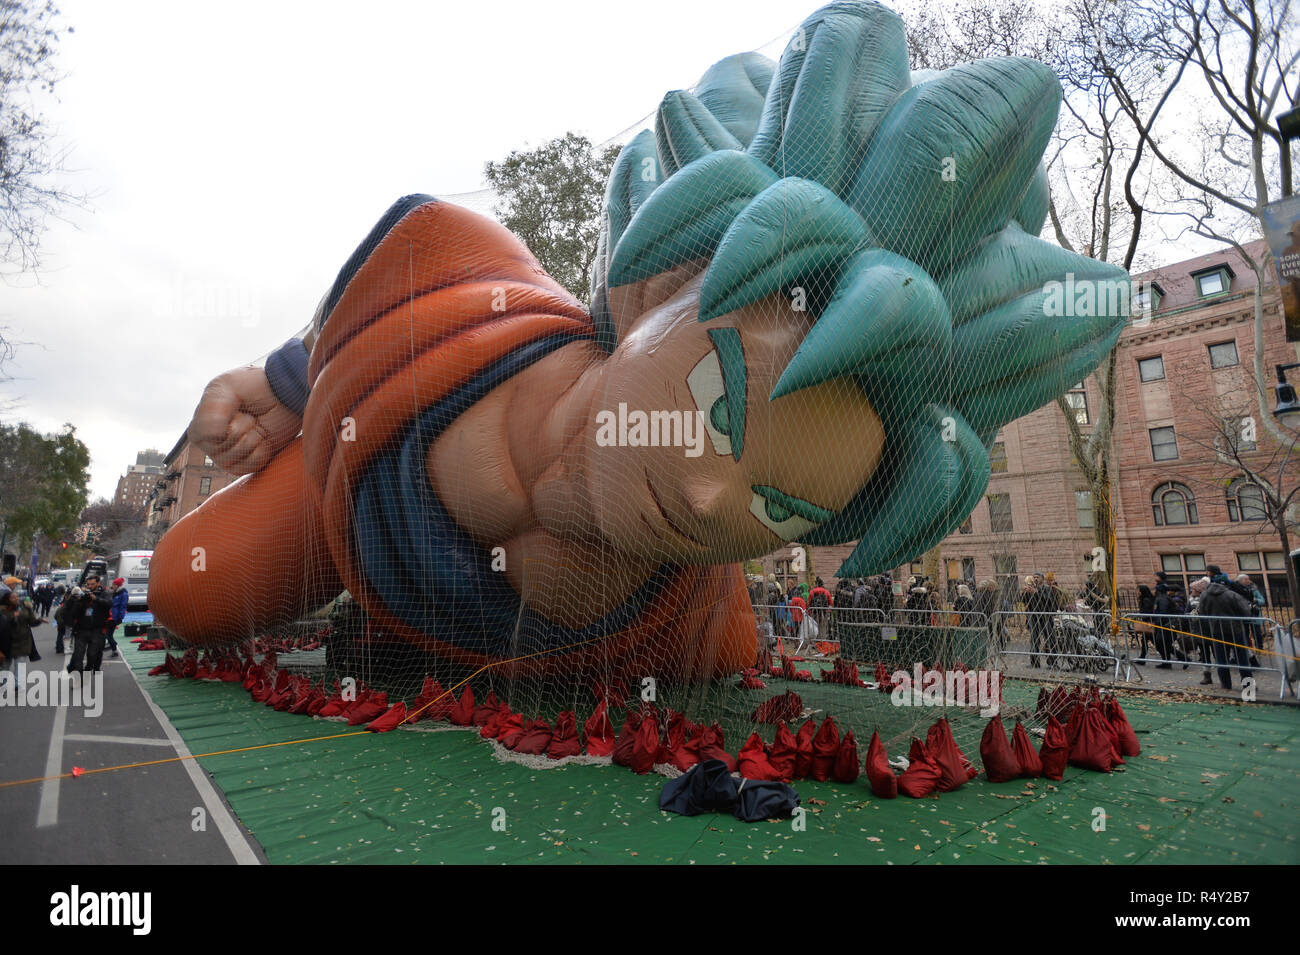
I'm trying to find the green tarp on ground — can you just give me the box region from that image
[122,647,1299,864]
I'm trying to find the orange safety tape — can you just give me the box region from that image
[1117,615,1300,663]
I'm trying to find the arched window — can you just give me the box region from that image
[1151,482,1198,526]
[1226,477,1267,522]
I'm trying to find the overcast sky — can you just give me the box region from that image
[1,0,1247,501]
[3,0,807,498]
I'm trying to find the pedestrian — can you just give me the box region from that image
[107,576,128,658]
[953,583,976,625]
[1192,575,1253,690]
[1022,574,1058,667]
[1,590,43,678]
[1231,574,1265,670]
[1134,583,1156,664]
[53,588,76,654]
[66,576,114,674]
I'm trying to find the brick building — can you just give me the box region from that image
[146,433,238,536]
[757,240,1298,610]
[114,449,165,514]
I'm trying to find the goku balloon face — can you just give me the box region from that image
[585,271,886,564]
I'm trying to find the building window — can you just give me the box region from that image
[204,455,214,467]
[1137,356,1165,382]
[1161,553,1206,594]
[1075,489,1094,528]
[1192,265,1232,298]
[1149,426,1179,461]
[199,477,212,496]
[1219,415,1257,454]
[958,515,973,535]
[961,557,976,582]
[1236,551,1289,607]
[1064,387,1089,425]
[1151,481,1198,526]
[1132,282,1164,316]
[1208,340,1239,369]
[987,493,1013,533]
[993,554,1018,602]
[989,441,1008,473]
[1225,478,1267,522]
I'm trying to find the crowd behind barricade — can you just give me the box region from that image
[747,562,1279,693]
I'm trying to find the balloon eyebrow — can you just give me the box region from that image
[706,327,746,461]
[751,484,834,524]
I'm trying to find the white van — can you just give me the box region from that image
[107,550,153,610]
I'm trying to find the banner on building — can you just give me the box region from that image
[1261,194,1300,341]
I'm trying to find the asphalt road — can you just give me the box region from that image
[0,618,265,864]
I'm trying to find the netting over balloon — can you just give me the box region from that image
[145,0,1131,782]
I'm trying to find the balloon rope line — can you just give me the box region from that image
[0,595,716,789]
[1116,616,1300,662]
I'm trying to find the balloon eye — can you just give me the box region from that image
[709,394,730,436]
[764,498,793,523]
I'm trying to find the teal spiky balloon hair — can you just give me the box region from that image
[590,0,1130,577]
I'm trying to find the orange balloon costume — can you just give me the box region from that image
[149,198,755,681]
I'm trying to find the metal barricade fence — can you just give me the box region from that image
[1121,612,1288,699]
[750,602,889,656]
[992,608,1119,680]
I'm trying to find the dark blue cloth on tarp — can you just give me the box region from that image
[734,778,800,822]
[659,759,800,822]
[659,760,738,816]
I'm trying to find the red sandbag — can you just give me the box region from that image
[738,732,778,780]
[1011,720,1043,777]
[498,715,528,749]
[480,708,512,739]
[411,676,451,722]
[629,713,660,774]
[611,712,642,767]
[583,701,616,757]
[347,693,389,726]
[865,731,898,798]
[898,741,941,798]
[1070,707,1120,772]
[472,691,503,726]
[793,719,818,779]
[1040,715,1069,780]
[980,715,1019,783]
[512,719,554,755]
[1065,703,1084,749]
[366,701,407,733]
[782,656,797,680]
[547,711,583,759]
[306,692,328,717]
[447,685,475,726]
[669,723,701,773]
[737,669,767,690]
[1105,697,1141,757]
[751,690,803,725]
[1090,700,1124,764]
[810,717,841,781]
[767,722,797,782]
[832,730,861,784]
[698,724,737,773]
[925,718,976,792]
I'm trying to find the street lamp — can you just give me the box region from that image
[1273,363,1300,428]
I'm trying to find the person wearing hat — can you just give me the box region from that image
[106,576,129,658]
[66,577,114,673]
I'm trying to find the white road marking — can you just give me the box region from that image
[64,733,172,747]
[120,659,262,865]
[36,703,68,828]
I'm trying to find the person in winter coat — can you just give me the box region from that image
[1194,576,1255,690]
[67,577,114,673]
[1,590,43,676]
[106,576,130,658]
[1021,575,1056,667]
[1151,580,1190,669]
[953,583,977,626]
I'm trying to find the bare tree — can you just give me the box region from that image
[0,1,82,274]
[1101,0,1299,439]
